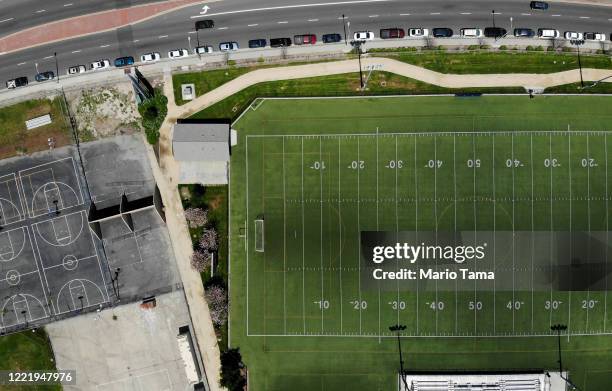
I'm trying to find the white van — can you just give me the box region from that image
[460,28,483,38]
[538,28,559,38]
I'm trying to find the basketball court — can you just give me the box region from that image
[0,156,109,333]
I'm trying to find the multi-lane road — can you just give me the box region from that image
[1,0,611,86]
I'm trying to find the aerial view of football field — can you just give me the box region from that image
[229,95,612,390]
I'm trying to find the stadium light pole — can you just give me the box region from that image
[570,39,585,88]
[389,324,411,391]
[551,324,567,374]
[350,39,365,89]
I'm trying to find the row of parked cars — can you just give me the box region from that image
[352,27,609,40]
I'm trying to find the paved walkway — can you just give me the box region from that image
[0,0,211,55]
[175,57,612,117]
[143,70,223,391]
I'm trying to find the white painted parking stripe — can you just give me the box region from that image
[35,9,46,13]
[192,0,390,19]
[430,12,440,15]
[460,12,472,15]
[308,18,319,22]
[579,16,590,19]
[368,14,378,17]
[158,35,168,38]
[0,17,14,23]
[71,50,81,53]
[17,62,26,66]
[63,3,73,6]
[399,13,410,16]
[43,55,54,59]
[248,23,258,26]
[218,26,228,30]
[188,30,196,34]
[99,44,110,48]
[278,20,288,24]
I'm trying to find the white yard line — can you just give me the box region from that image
[586,133,591,331]
[568,130,573,336]
[357,137,362,334]
[492,133,496,333]
[301,138,306,333]
[472,134,478,335]
[282,137,287,334]
[319,136,324,333]
[549,134,554,329]
[414,135,419,334]
[338,138,343,333]
[511,133,516,333]
[453,134,458,334]
[530,134,535,333]
[605,134,609,332]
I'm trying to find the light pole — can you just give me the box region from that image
[35,62,39,74]
[551,324,567,375]
[54,52,60,83]
[491,10,496,31]
[187,35,192,52]
[571,39,585,88]
[510,17,513,33]
[389,324,410,391]
[342,14,347,45]
[350,40,364,89]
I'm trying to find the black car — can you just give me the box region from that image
[35,71,55,82]
[6,76,28,89]
[432,27,453,38]
[484,27,507,38]
[530,1,549,10]
[514,28,535,37]
[270,37,292,47]
[322,33,342,43]
[249,39,267,48]
[195,19,214,29]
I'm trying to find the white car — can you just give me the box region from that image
[194,45,214,54]
[219,42,239,51]
[460,28,483,38]
[409,28,429,37]
[353,31,374,41]
[564,31,583,40]
[67,65,86,75]
[538,28,560,39]
[168,49,189,59]
[140,52,161,63]
[584,32,606,41]
[89,59,110,70]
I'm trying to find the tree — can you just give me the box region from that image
[199,228,218,251]
[184,207,208,228]
[190,249,211,272]
[220,348,247,391]
[205,284,227,326]
[138,89,168,145]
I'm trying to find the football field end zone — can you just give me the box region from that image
[244,130,612,339]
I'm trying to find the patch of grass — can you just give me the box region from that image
[179,184,229,349]
[190,71,523,121]
[0,98,71,159]
[375,51,612,74]
[174,68,254,106]
[545,81,612,94]
[0,329,60,391]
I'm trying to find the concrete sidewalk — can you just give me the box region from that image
[0,0,212,55]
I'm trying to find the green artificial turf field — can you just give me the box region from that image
[229,95,612,390]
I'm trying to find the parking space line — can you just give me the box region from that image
[248,23,258,26]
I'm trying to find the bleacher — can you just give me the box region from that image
[402,372,567,391]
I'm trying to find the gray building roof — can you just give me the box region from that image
[172,123,230,162]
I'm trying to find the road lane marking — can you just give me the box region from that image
[0,17,14,23]
[308,18,319,22]
[192,0,390,19]
[99,44,110,48]
[17,62,26,66]
[492,11,501,14]
[399,13,410,16]
[71,50,81,53]
[35,9,46,13]
[368,14,379,17]
[63,3,73,6]
[188,30,197,34]
[248,23,258,26]
[551,14,561,16]
[158,35,168,38]
[579,16,590,19]
[217,26,228,30]
[460,12,472,15]
[43,55,54,59]
[278,21,288,24]
[133,39,140,42]
[521,13,531,16]
[429,12,440,15]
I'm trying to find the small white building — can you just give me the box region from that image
[172,121,236,184]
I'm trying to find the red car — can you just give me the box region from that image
[380,28,405,39]
[294,34,317,45]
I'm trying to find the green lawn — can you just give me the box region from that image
[229,95,612,390]
[0,329,60,391]
[376,51,612,74]
[0,98,71,159]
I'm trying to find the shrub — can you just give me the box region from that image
[190,249,212,272]
[562,47,575,52]
[479,44,490,50]
[199,228,218,251]
[525,45,534,51]
[220,348,247,391]
[184,207,208,228]
[138,89,167,145]
[535,46,544,51]
[499,45,508,50]
[547,46,555,52]
[205,284,227,326]
[467,45,479,50]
